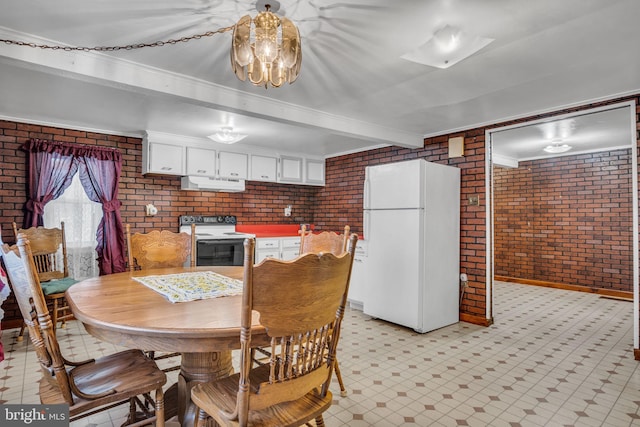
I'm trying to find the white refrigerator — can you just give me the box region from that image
[363,159,460,333]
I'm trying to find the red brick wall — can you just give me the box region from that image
[494,150,633,291]
[1,94,639,328]
[0,121,319,238]
[0,121,318,325]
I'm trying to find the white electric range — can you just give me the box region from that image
[179,215,255,266]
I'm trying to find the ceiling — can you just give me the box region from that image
[0,0,639,159]
[490,104,635,167]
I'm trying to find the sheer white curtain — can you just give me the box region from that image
[43,173,102,280]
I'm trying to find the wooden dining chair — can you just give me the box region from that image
[12,221,78,341]
[125,223,196,271]
[298,224,352,396]
[299,224,351,256]
[191,235,358,427]
[1,232,167,427]
[125,223,196,372]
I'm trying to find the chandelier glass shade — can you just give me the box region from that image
[231,4,302,88]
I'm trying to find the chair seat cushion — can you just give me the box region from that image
[41,277,78,295]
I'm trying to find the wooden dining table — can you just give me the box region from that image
[65,265,268,427]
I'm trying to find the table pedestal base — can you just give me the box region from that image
[178,351,234,427]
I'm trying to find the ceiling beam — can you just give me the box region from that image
[0,27,424,149]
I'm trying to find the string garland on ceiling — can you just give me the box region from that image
[0,27,234,52]
[0,2,302,89]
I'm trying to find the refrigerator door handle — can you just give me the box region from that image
[364,209,370,239]
[363,179,370,209]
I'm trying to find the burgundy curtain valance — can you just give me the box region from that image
[22,138,127,275]
[23,138,122,161]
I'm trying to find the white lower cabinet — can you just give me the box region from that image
[348,240,367,310]
[255,236,301,263]
[280,237,300,260]
[255,238,281,263]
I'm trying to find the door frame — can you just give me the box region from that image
[484,100,639,349]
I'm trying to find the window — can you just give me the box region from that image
[43,174,102,280]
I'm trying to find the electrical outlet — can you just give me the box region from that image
[145,203,158,216]
[468,195,480,206]
[284,205,292,217]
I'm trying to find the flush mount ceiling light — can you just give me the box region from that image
[401,25,494,69]
[543,142,572,154]
[231,0,302,88]
[207,127,248,144]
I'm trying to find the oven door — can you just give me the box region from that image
[195,238,244,266]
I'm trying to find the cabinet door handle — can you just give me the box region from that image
[261,175,269,179]
[161,166,172,171]
[197,169,206,173]
[230,172,239,176]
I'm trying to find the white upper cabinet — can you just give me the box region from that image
[186,147,216,177]
[305,159,325,185]
[279,156,303,183]
[218,151,248,180]
[250,154,278,182]
[145,142,185,176]
[142,131,324,186]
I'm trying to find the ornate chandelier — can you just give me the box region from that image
[231,1,302,88]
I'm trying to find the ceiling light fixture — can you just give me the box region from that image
[401,24,494,69]
[0,3,304,89]
[207,127,248,144]
[231,0,302,88]
[543,143,572,154]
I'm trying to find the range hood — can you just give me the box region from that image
[180,176,245,192]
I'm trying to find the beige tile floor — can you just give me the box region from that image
[1,281,640,426]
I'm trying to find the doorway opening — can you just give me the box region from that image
[485,101,639,349]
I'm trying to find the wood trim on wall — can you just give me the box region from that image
[495,275,633,301]
[459,312,493,327]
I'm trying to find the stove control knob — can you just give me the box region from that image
[217,216,224,223]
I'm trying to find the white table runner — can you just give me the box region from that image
[133,271,243,303]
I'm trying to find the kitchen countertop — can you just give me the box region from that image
[236,224,364,241]
[235,224,311,238]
